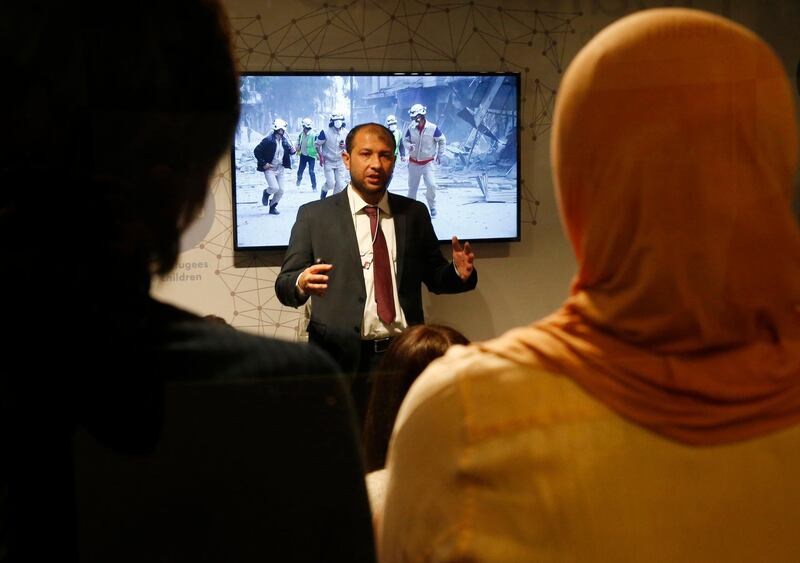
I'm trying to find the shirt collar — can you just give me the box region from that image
[347,184,391,216]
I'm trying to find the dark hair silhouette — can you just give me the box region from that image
[363,324,469,472]
[2,0,240,278]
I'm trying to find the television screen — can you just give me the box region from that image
[231,72,520,251]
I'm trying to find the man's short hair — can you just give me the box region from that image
[345,123,397,155]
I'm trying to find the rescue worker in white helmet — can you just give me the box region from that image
[295,117,318,191]
[314,112,349,199]
[254,117,296,214]
[403,103,445,217]
[385,114,406,162]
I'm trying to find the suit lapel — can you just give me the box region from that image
[333,189,365,286]
[389,192,407,284]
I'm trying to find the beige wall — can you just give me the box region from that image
[152,0,800,343]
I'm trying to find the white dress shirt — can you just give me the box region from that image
[346,185,407,340]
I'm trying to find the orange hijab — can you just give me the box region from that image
[483,8,800,445]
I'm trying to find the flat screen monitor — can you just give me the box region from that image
[231,71,520,251]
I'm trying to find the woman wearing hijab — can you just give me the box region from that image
[379,8,800,562]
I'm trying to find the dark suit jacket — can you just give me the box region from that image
[275,189,477,372]
[253,132,294,171]
[8,297,375,563]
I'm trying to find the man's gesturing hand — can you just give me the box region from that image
[452,236,474,282]
[298,262,334,297]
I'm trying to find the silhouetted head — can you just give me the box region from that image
[3,0,240,278]
[363,324,469,471]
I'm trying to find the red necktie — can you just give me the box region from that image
[364,206,396,324]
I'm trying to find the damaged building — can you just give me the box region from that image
[356,75,517,167]
[356,74,518,202]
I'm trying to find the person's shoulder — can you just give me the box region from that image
[232,331,340,379]
[406,335,606,434]
[392,344,476,427]
[431,339,560,391]
[394,342,544,428]
[388,191,426,214]
[393,193,435,224]
[149,300,340,381]
[298,191,342,215]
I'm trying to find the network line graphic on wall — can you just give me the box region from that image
[200,0,581,336]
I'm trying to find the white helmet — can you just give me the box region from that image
[273,118,288,131]
[301,118,313,129]
[408,104,426,118]
[330,112,345,128]
[385,114,397,126]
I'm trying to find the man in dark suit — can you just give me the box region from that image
[275,123,477,420]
